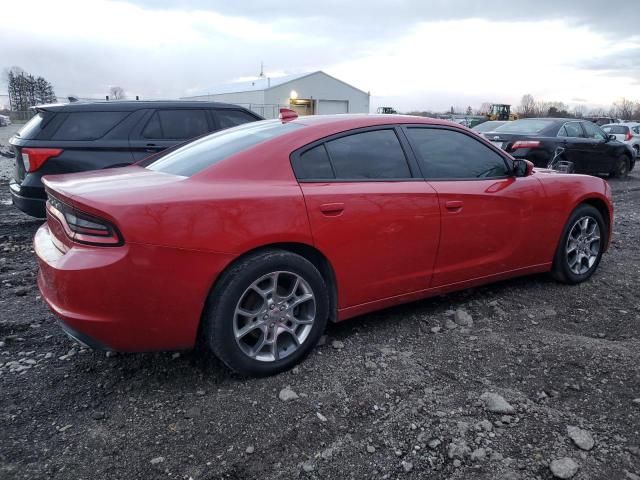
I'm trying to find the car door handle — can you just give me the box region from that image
[319,202,345,216]
[445,200,463,212]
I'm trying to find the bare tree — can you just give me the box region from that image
[613,98,634,120]
[109,86,126,100]
[518,94,536,118]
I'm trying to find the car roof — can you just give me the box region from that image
[287,114,460,129]
[35,100,253,113]
[603,122,639,126]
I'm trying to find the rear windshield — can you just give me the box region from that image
[494,119,557,134]
[602,125,629,134]
[146,120,302,177]
[16,113,44,139]
[52,111,129,140]
[472,121,506,133]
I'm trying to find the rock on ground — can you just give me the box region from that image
[550,458,579,479]
[480,392,515,414]
[567,425,595,451]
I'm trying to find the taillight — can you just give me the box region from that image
[625,131,633,141]
[22,148,63,172]
[46,195,123,246]
[511,140,541,151]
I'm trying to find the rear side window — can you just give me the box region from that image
[407,128,509,179]
[144,109,209,140]
[560,122,584,138]
[52,111,128,140]
[146,120,301,177]
[324,129,411,179]
[291,145,334,180]
[16,113,44,139]
[602,125,629,135]
[215,109,258,129]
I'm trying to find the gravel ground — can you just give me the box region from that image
[0,134,639,479]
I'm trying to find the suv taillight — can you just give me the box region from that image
[625,131,633,141]
[22,148,63,172]
[46,195,123,246]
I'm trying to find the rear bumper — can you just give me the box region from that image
[34,223,234,352]
[9,181,46,218]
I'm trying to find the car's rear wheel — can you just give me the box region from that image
[203,250,329,376]
[551,204,606,284]
[610,155,630,178]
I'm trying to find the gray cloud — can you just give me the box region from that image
[577,47,640,84]
[133,0,640,39]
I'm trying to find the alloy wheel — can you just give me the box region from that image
[565,216,601,275]
[233,271,316,362]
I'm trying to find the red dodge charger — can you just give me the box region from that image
[34,113,613,376]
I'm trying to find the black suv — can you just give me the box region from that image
[9,101,262,217]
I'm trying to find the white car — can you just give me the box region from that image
[0,114,11,127]
[602,122,640,157]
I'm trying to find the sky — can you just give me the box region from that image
[1,0,639,112]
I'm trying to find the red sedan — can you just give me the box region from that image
[35,113,613,376]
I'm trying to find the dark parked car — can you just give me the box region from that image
[9,101,262,217]
[483,118,635,177]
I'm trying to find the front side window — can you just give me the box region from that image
[324,129,411,179]
[144,109,209,140]
[406,127,509,179]
[52,111,128,140]
[582,122,607,140]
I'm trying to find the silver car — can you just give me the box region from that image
[602,123,640,157]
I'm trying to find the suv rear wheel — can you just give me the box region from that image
[610,154,630,178]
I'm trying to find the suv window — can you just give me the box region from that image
[582,121,607,140]
[216,109,257,129]
[406,127,509,179]
[559,122,584,138]
[292,144,334,180]
[52,111,128,140]
[16,113,44,139]
[324,129,411,179]
[144,109,209,140]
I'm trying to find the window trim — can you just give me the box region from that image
[290,125,422,183]
[401,124,514,181]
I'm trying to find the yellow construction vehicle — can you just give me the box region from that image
[487,104,518,121]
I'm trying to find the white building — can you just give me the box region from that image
[181,71,370,119]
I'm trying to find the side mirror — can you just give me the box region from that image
[513,158,534,177]
[608,134,616,141]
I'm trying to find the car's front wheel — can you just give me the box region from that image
[610,154,630,178]
[551,204,606,284]
[203,250,329,376]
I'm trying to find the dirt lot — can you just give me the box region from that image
[0,135,639,479]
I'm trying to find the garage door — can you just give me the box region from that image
[317,100,348,115]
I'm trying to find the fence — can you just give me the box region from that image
[1,110,37,123]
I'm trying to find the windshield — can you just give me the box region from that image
[146,120,302,177]
[494,119,556,134]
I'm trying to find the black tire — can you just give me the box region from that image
[610,154,630,178]
[203,249,329,377]
[551,204,607,284]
